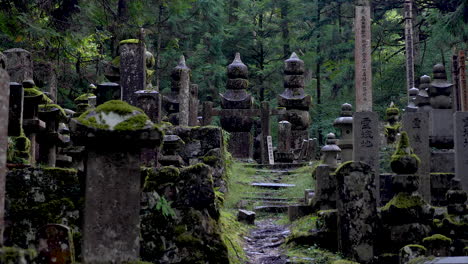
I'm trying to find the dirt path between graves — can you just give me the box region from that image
[244,217,290,264]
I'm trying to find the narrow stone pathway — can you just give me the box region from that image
[242,165,303,264]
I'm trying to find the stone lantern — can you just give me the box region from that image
[333,103,353,162]
[321,133,341,169]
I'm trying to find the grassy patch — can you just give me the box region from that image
[223,162,258,210]
[281,164,315,199]
[283,245,348,264]
[219,210,249,264]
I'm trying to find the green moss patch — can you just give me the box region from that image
[381,193,425,211]
[120,39,140,45]
[76,100,151,131]
[7,129,31,164]
[74,93,95,103]
[24,87,52,103]
[39,103,67,118]
[219,210,248,264]
[390,131,421,164]
[422,234,452,244]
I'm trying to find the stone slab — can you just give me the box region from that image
[36,224,75,264]
[430,150,455,173]
[83,150,141,263]
[424,257,468,264]
[454,112,468,192]
[353,111,380,204]
[251,183,295,189]
[0,69,9,243]
[120,42,146,106]
[430,109,454,149]
[402,112,431,201]
[355,5,373,112]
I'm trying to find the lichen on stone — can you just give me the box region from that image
[7,129,31,164]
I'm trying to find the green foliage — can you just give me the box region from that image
[422,234,453,244]
[155,195,176,219]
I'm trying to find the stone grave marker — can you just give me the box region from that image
[36,224,75,264]
[454,112,468,192]
[120,38,146,106]
[355,3,372,112]
[402,112,431,201]
[0,68,9,244]
[353,111,380,203]
[267,135,274,165]
[4,48,33,83]
[336,161,377,264]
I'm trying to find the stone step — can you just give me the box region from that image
[246,163,308,170]
[250,183,295,189]
[254,205,292,213]
[242,197,294,201]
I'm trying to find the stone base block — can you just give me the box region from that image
[431,150,455,173]
[228,132,253,159]
[430,109,454,149]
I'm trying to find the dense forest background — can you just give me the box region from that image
[0,0,466,143]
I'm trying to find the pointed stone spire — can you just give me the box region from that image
[178,55,187,67]
[227,52,248,79]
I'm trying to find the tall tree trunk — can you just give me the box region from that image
[280,0,290,58]
[259,13,265,102]
[316,0,322,144]
[155,3,164,91]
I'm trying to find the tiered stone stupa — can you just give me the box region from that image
[278,52,311,150]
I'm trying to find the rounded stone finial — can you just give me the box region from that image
[227,52,248,79]
[420,75,431,85]
[433,63,446,78]
[409,87,419,96]
[22,79,35,88]
[341,103,353,112]
[89,84,97,90]
[326,133,336,144]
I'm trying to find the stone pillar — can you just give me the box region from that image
[8,82,23,136]
[353,112,380,204]
[120,39,146,106]
[260,102,271,164]
[275,121,293,163]
[355,3,372,112]
[452,54,461,111]
[384,102,401,145]
[38,106,64,167]
[34,61,57,102]
[454,112,468,192]
[220,53,254,159]
[172,56,190,126]
[404,0,415,99]
[0,68,9,245]
[189,84,199,126]
[71,100,162,263]
[22,80,46,165]
[278,53,311,149]
[321,133,341,169]
[3,48,33,83]
[135,90,161,123]
[459,51,467,111]
[416,75,432,112]
[310,164,336,210]
[96,82,121,106]
[333,103,353,162]
[202,101,213,126]
[336,161,377,264]
[402,112,431,201]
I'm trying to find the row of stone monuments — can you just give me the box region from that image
[0,37,235,264]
